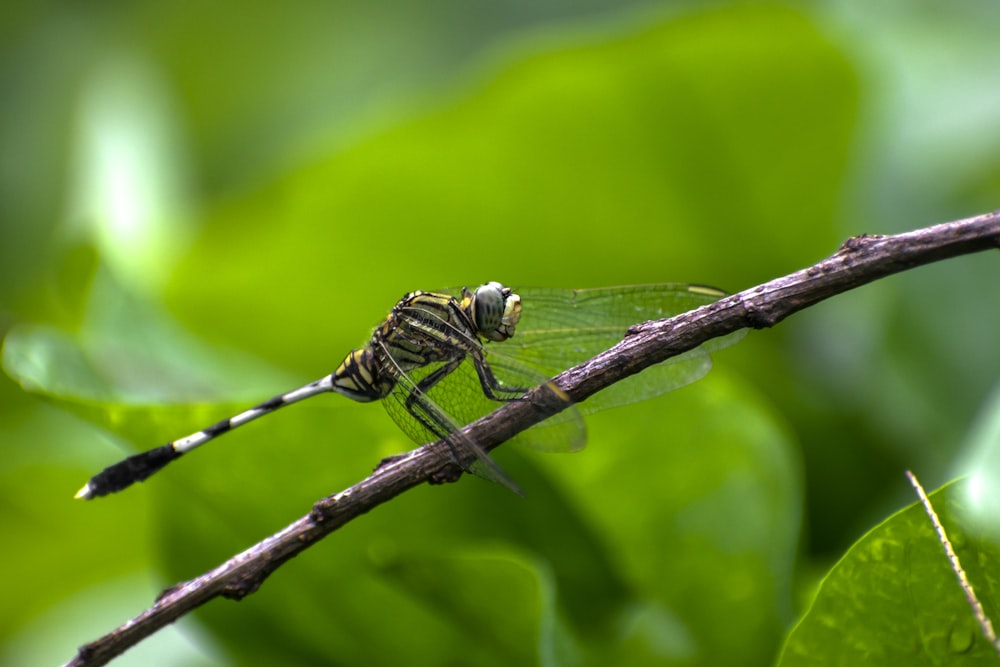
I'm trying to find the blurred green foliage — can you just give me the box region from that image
[2,1,1000,666]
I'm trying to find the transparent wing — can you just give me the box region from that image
[431,354,584,453]
[377,341,523,494]
[484,283,745,414]
[383,350,585,454]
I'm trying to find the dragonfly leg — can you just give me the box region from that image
[401,353,526,439]
[469,350,529,401]
[403,358,463,439]
[397,360,506,483]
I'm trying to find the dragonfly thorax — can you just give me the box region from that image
[466,281,522,342]
[330,283,522,405]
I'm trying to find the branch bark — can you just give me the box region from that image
[65,210,1000,667]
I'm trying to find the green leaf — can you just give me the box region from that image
[779,478,1000,666]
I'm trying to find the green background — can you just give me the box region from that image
[2,2,1000,665]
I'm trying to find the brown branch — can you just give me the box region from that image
[65,210,1000,667]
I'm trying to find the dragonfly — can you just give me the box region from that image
[75,281,743,500]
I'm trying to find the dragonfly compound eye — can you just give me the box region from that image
[474,281,520,341]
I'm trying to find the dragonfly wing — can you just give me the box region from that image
[576,349,712,415]
[509,403,587,452]
[382,360,524,495]
[478,355,586,453]
[379,351,523,494]
[517,284,729,331]
[419,353,586,454]
[488,284,745,412]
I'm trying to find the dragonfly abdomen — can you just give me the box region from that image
[76,376,339,499]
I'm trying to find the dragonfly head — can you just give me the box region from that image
[468,281,522,342]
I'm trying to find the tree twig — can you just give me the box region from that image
[65,210,1000,667]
